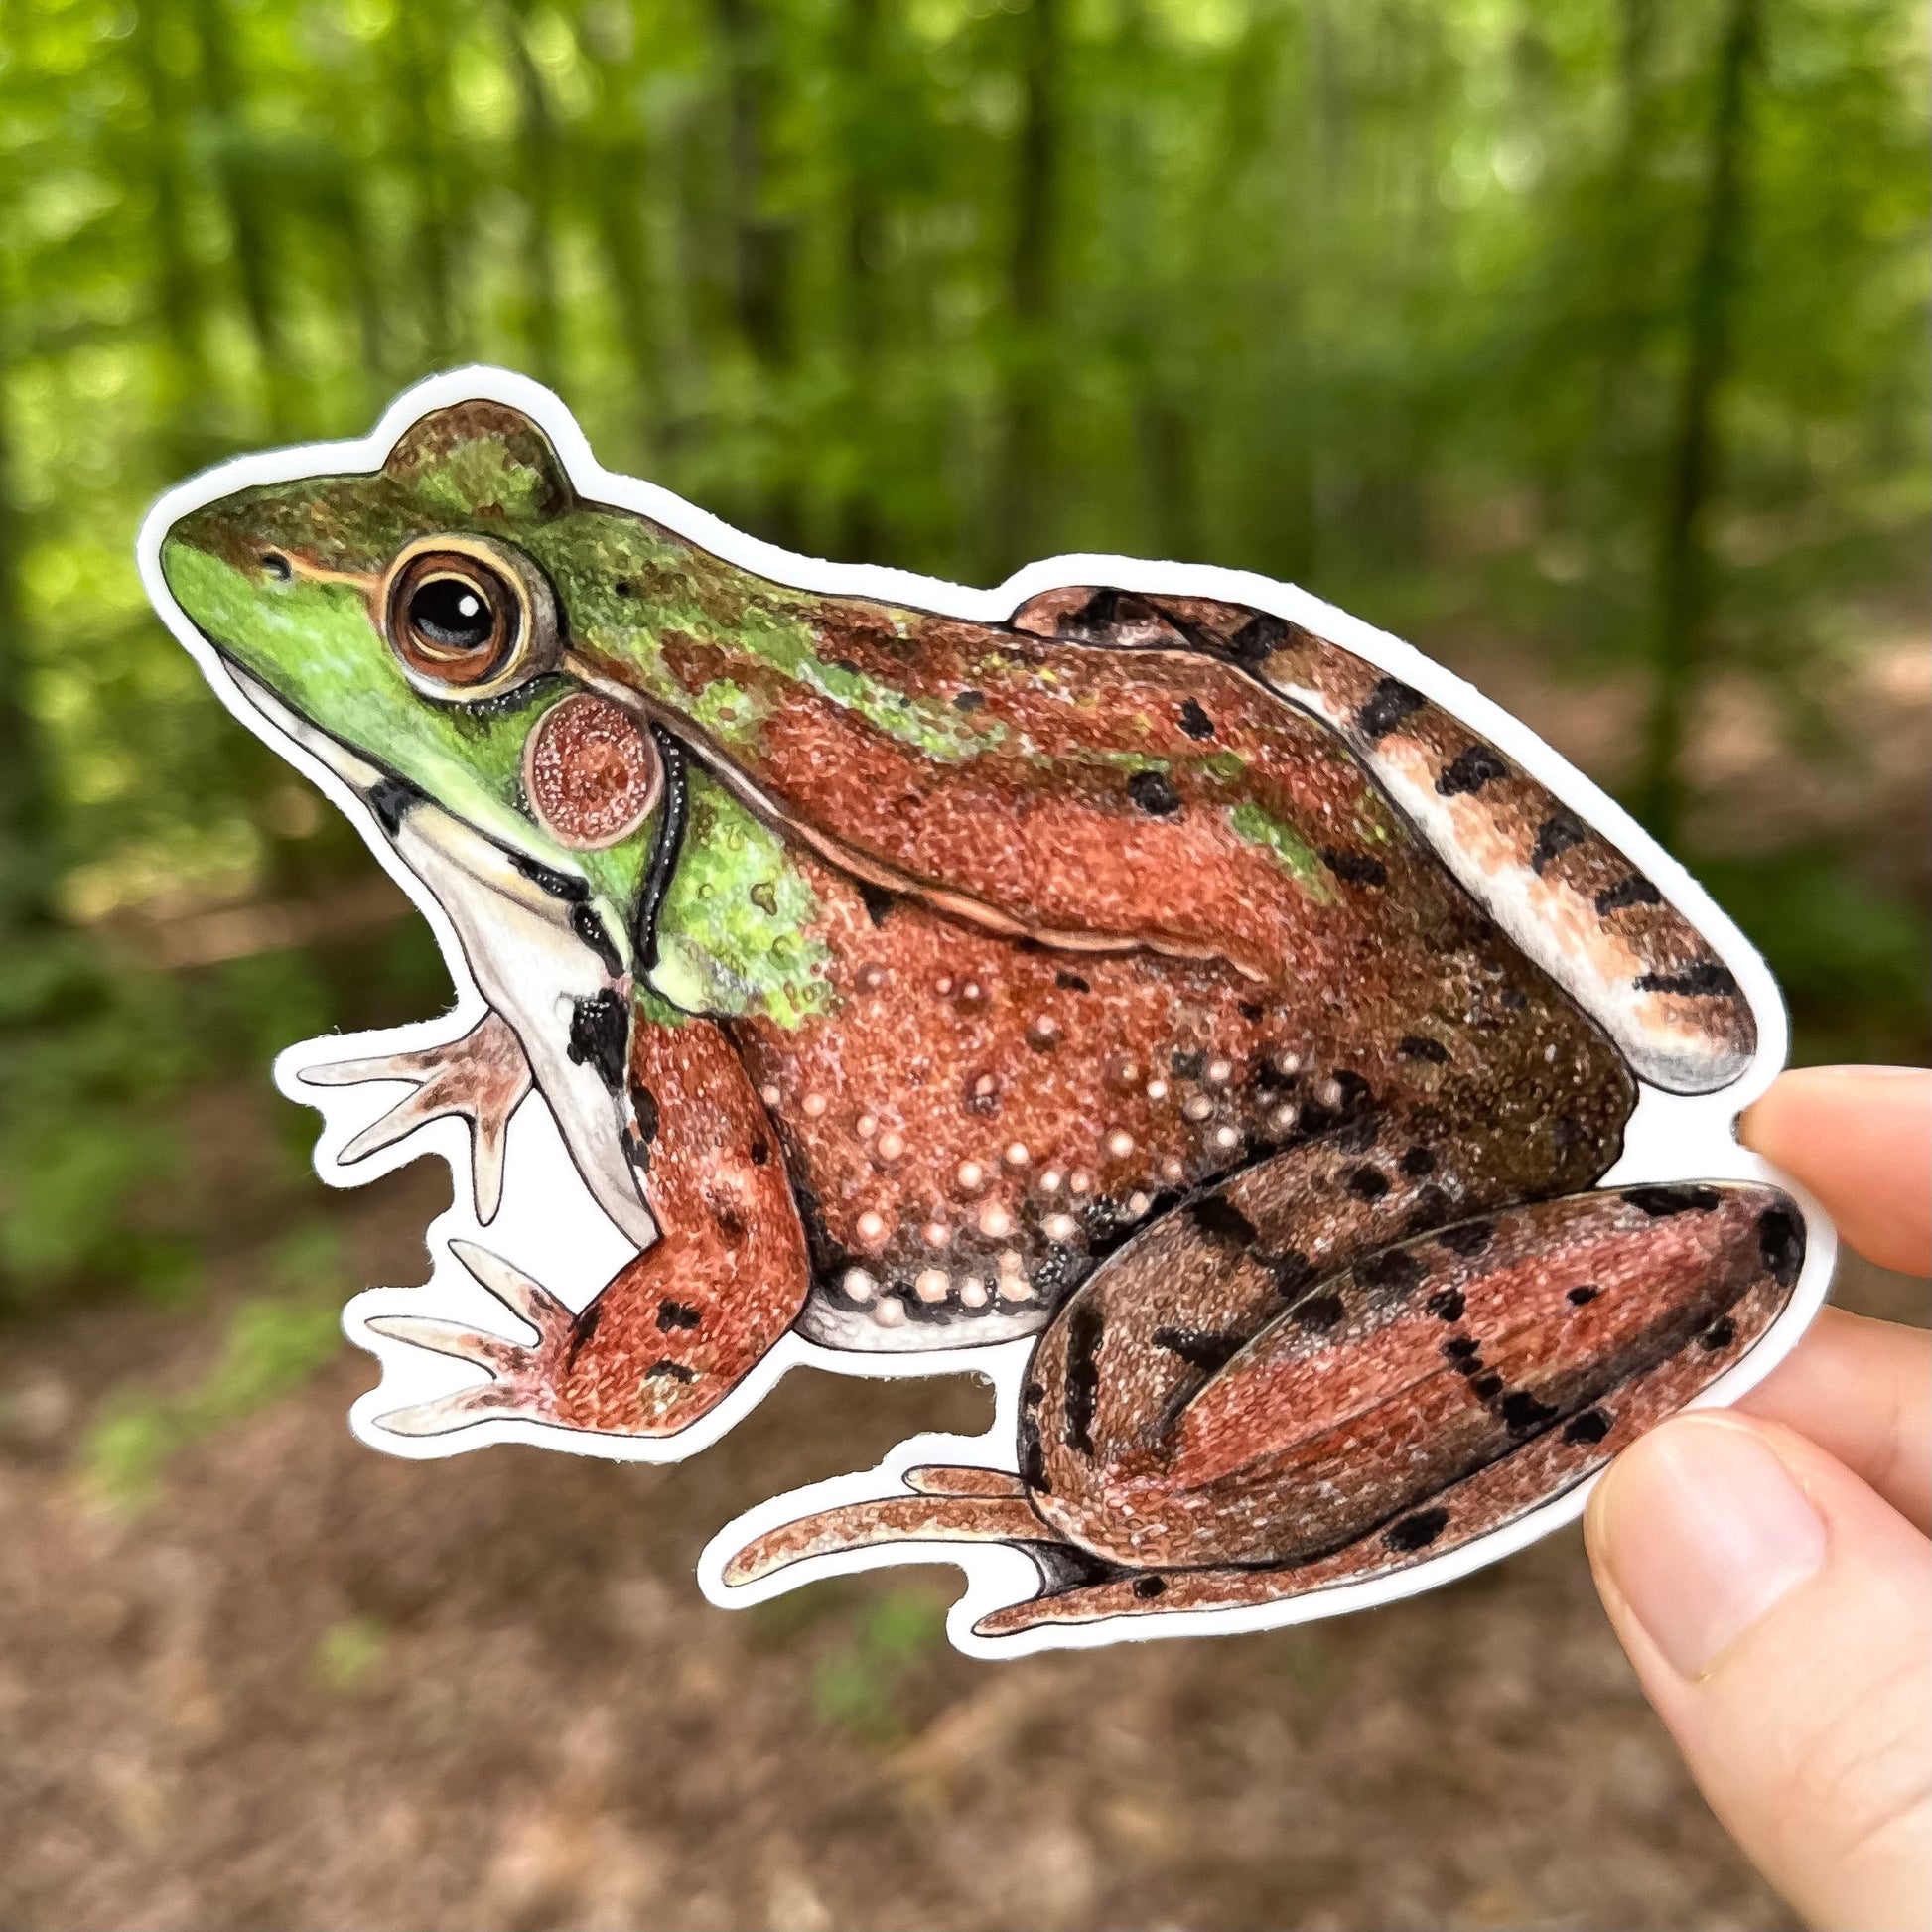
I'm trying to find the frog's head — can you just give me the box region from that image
[159,402,668,967]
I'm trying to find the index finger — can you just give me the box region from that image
[1741,1066,1930,1278]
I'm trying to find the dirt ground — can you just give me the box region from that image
[2,634,1925,1932]
[0,1084,1923,1932]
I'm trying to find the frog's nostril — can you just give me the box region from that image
[260,552,293,581]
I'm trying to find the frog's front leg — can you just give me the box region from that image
[368,1014,811,1438]
[303,1011,532,1220]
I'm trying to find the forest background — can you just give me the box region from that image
[0,1,1925,1927]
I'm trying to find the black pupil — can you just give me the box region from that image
[409,574,497,653]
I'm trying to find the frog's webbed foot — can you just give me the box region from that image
[303,1012,532,1221]
[721,1467,1049,1587]
[364,1241,575,1436]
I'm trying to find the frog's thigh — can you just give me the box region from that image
[1254,634,1757,1095]
[1026,1181,1804,1573]
[1018,1122,1554,1489]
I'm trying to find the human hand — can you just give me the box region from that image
[1586,1066,1931,1930]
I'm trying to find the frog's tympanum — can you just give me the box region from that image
[143,374,1822,1648]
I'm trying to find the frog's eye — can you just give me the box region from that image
[380,536,561,702]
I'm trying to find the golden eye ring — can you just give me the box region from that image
[379,535,562,701]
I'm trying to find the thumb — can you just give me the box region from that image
[1587,1410,1931,1931]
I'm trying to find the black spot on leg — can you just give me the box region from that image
[749,1139,770,1166]
[1176,698,1215,740]
[1530,809,1587,874]
[645,1359,697,1383]
[1567,1284,1599,1306]
[1127,769,1182,817]
[564,1299,602,1372]
[1634,961,1742,998]
[1069,588,1123,632]
[1398,1035,1450,1063]
[1189,1196,1258,1248]
[1018,1412,1047,1490]
[1133,1575,1168,1599]
[1501,1390,1559,1434]
[857,881,897,926]
[1062,1304,1104,1455]
[1563,1409,1612,1445]
[1270,1250,1314,1297]
[567,990,629,1094]
[1357,677,1426,741]
[1426,1287,1465,1322]
[1699,1317,1737,1351]
[1471,1372,1503,1399]
[1344,1166,1389,1201]
[1055,969,1091,993]
[1383,1506,1449,1553]
[1401,1146,1437,1176]
[655,1300,701,1331]
[1357,1250,1428,1294]
[1623,1184,1722,1217]
[1436,745,1510,796]
[1442,1336,1480,1363]
[1758,1206,1805,1287]
[1153,1326,1248,1372]
[1225,612,1289,664]
[1437,1220,1494,1258]
[1321,847,1388,889]
[1595,874,1663,914]
[952,688,986,711]
[1407,1183,1451,1231]
[630,1084,660,1145]
[1290,1293,1345,1333]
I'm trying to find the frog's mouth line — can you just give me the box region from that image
[219,662,610,939]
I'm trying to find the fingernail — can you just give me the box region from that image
[1590,1418,1827,1679]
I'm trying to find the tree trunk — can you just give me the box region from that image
[1636,0,1761,847]
[133,0,211,474]
[715,0,798,544]
[187,0,290,433]
[994,0,1062,574]
[506,6,564,390]
[394,0,458,368]
[0,279,52,928]
[837,0,885,562]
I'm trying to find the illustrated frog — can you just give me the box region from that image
[153,391,1807,1636]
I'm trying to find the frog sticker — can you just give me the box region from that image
[138,369,1832,1655]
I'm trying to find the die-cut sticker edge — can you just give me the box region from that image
[135,365,1836,1659]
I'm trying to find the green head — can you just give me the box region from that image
[161,401,701,961]
[160,400,844,1022]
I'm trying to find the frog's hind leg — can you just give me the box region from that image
[972,1236,1793,1637]
[1025,1179,1805,1590]
[1244,628,1756,1094]
[1010,587,1757,1095]
[722,1476,1053,1587]
[302,1011,531,1220]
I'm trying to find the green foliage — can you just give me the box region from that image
[312,1615,390,1694]
[0,0,1923,1310]
[1704,848,1932,1063]
[808,1585,949,1739]
[82,1217,347,1508]
[0,929,197,1303]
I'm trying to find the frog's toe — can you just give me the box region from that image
[721,1482,1051,1587]
[362,1242,583,1437]
[304,1013,532,1221]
